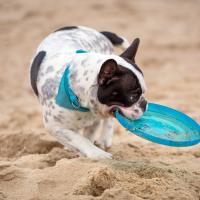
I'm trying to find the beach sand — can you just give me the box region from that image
[0,0,200,199]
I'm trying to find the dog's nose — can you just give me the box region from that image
[140,99,147,112]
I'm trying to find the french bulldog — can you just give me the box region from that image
[30,26,147,159]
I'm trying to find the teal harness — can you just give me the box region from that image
[55,50,90,112]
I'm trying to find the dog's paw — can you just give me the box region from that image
[86,149,112,159]
[94,139,112,151]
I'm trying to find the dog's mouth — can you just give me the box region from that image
[108,104,144,120]
[109,107,117,117]
[108,105,124,117]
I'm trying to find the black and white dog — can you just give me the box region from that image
[30,26,147,159]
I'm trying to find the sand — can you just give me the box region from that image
[0,0,200,199]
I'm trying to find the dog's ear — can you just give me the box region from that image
[120,38,140,63]
[98,59,118,86]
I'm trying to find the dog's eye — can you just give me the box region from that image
[130,93,139,102]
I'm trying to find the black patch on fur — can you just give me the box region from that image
[97,63,142,108]
[54,26,78,32]
[140,98,147,112]
[30,51,46,96]
[100,31,123,45]
[123,57,143,76]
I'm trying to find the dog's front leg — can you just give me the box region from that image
[95,118,114,150]
[49,127,112,159]
[82,121,101,143]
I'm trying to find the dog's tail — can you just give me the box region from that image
[30,51,46,96]
[100,31,130,50]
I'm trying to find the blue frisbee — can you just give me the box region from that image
[115,103,200,147]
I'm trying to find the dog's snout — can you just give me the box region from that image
[140,99,147,112]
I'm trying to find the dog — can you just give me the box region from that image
[30,26,147,159]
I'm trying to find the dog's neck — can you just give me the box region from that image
[69,53,118,117]
[55,63,90,112]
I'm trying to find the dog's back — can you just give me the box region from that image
[36,26,114,58]
[30,26,128,97]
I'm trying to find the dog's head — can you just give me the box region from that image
[97,38,147,120]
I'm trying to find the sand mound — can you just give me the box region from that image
[73,166,116,196]
[0,157,200,200]
[0,130,62,158]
